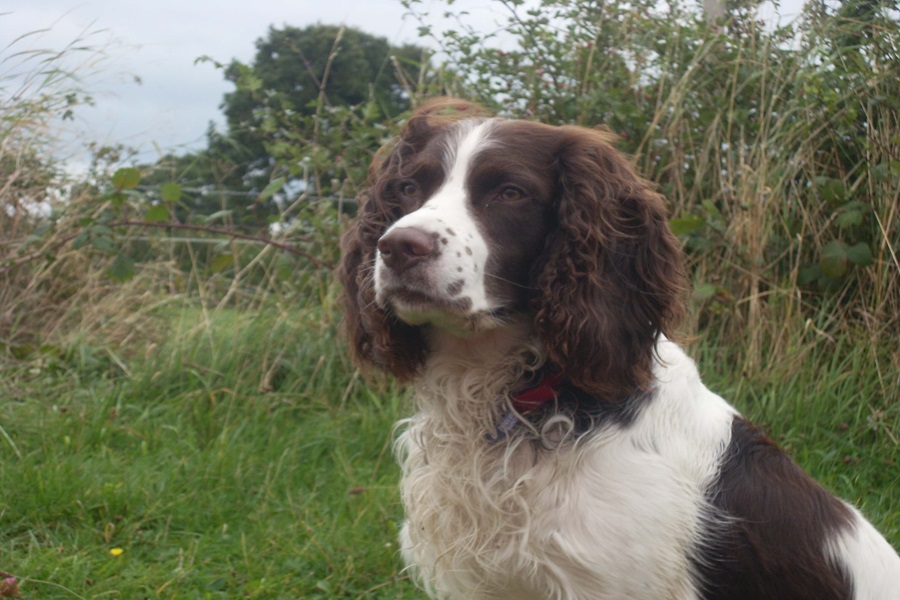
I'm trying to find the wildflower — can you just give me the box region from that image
[109,548,124,557]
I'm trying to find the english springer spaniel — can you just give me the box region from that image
[339,98,900,599]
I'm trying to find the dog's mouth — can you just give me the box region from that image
[380,284,511,332]
[381,284,471,321]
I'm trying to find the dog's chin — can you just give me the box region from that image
[380,288,509,335]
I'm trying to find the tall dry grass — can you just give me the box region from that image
[0,27,182,359]
[624,8,900,378]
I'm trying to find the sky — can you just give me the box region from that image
[3,0,481,167]
[4,0,802,169]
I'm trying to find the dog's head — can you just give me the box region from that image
[339,98,686,399]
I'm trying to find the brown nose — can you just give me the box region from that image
[377,227,437,273]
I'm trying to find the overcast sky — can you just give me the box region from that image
[4,0,801,168]
[3,0,483,166]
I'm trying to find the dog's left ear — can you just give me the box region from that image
[533,126,687,400]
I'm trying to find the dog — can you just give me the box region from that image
[339,98,900,599]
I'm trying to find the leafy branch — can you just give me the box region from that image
[1,166,335,278]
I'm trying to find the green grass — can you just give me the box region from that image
[0,305,419,598]
[1,302,897,598]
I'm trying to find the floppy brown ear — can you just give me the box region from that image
[338,97,488,379]
[338,185,426,380]
[533,127,687,400]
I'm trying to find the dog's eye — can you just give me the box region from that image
[398,181,418,198]
[496,186,526,202]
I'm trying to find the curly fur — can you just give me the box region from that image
[530,124,686,399]
[396,337,727,599]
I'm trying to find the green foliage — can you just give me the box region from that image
[218,23,442,203]
[138,25,441,231]
[4,0,897,381]
[158,25,428,229]
[5,2,898,363]
[222,24,418,137]
[111,167,141,191]
[408,0,667,131]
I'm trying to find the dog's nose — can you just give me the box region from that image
[377,227,437,273]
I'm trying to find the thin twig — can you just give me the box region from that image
[109,221,334,269]
[0,220,334,275]
[0,232,81,275]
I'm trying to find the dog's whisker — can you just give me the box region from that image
[484,272,537,291]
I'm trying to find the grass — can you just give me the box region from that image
[0,303,418,598]
[0,293,897,598]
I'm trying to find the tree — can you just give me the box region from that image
[217,25,424,198]
[141,24,428,228]
[223,24,419,143]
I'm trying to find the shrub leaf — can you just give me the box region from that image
[669,215,705,236]
[112,168,141,191]
[819,240,849,279]
[108,254,136,282]
[144,205,169,223]
[160,182,182,204]
[847,242,873,266]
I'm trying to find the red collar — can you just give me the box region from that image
[511,371,565,413]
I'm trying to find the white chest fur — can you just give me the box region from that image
[395,339,737,600]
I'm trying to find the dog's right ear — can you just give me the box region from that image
[338,98,488,380]
[338,184,427,380]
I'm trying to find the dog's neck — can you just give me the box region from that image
[412,318,545,434]
[424,317,536,368]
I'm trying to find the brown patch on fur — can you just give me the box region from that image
[696,417,854,599]
[446,279,465,297]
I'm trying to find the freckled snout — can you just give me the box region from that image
[377,227,438,274]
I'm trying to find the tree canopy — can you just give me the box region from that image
[143,24,427,228]
[222,24,419,146]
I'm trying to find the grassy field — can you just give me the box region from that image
[0,288,897,599]
[0,300,418,598]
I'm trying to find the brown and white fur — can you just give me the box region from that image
[339,98,900,600]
